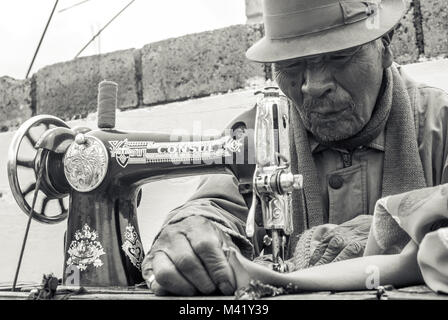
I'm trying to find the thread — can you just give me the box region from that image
[97,80,117,129]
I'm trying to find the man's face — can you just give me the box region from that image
[273,40,385,142]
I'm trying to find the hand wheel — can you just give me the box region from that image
[7,115,70,224]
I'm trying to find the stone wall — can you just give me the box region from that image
[1,0,447,131]
[391,0,420,64]
[35,49,139,119]
[141,25,264,105]
[0,77,32,131]
[0,24,266,131]
[421,0,448,57]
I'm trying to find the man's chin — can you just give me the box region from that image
[309,120,361,142]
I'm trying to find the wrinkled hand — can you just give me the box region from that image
[142,215,239,296]
[308,215,372,266]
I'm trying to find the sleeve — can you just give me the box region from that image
[152,174,259,259]
[417,226,448,294]
[416,86,448,185]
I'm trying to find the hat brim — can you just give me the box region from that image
[246,0,406,63]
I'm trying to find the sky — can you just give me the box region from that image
[0,0,246,79]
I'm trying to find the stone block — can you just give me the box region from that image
[0,76,32,131]
[141,24,265,105]
[421,0,448,57]
[36,49,139,120]
[391,0,419,64]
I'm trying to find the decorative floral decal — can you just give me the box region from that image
[224,137,243,153]
[66,224,106,271]
[64,136,108,192]
[121,225,144,270]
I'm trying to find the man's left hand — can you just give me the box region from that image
[308,215,372,266]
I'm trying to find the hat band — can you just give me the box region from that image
[265,1,380,40]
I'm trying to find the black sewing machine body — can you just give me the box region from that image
[63,111,256,287]
[8,104,257,288]
[8,81,300,289]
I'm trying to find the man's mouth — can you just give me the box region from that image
[311,107,349,118]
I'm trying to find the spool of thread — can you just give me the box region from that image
[97,80,118,129]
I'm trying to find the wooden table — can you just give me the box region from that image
[1,284,447,300]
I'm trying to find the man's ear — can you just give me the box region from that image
[381,43,393,69]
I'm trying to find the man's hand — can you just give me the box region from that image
[308,215,372,266]
[142,215,238,296]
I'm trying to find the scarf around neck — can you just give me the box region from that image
[287,65,427,256]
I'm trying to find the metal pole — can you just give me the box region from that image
[12,156,45,291]
[25,0,59,79]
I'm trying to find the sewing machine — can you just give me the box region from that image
[7,81,302,288]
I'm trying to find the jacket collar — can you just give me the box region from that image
[309,127,385,153]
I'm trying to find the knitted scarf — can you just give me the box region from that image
[287,65,427,256]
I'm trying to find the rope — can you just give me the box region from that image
[74,0,137,58]
[58,0,93,13]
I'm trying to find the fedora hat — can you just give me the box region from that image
[246,0,406,62]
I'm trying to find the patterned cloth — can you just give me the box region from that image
[366,184,448,294]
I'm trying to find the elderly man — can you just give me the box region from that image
[143,0,448,296]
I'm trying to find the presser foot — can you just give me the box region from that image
[272,258,289,273]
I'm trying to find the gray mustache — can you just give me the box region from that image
[302,96,355,112]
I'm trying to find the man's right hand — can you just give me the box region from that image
[142,215,238,296]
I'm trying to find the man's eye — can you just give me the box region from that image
[329,46,362,63]
[330,54,352,62]
[276,61,303,70]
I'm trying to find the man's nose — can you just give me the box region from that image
[301,64,336,98]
